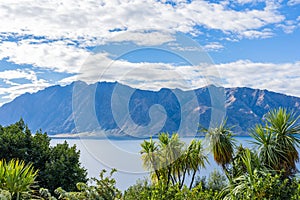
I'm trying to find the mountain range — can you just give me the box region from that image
[0,81,299,137]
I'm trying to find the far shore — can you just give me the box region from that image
[49,133,251,140]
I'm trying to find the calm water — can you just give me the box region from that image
[50,137,257,190]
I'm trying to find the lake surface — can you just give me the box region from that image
[50,137,258,190]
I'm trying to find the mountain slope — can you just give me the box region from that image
[0,81,299,136]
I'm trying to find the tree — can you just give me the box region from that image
[44,141,88,192]
[0,119,30,161]
[158,133,184,187]
[251,108,300,177]
[0,119,87,193]
[184,139,208,189]
[140,133,208,190]
[140,138,160,182]
[203,120,236,181]
[26,131,52,189]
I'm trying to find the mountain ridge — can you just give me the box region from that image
[0,81,299,136]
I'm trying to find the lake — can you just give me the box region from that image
[50,137,257,191]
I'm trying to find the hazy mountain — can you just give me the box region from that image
[0,81,299,137]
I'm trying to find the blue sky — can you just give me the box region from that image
[0,0,299,106]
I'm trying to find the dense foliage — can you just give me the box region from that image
[1,108,300,199]
[0,119,87,193]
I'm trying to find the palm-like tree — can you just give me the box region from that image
[266,108,300,175]
[251,108,300,177]
[140,134,209,190]
[250,124,281,171]
[0,159,38,200]
[158,133,184,186]
[185,139,208,189]
[140,138,160,182]
[203,120,235,180]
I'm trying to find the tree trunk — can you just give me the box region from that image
[151,159,160,181]
[222,164,232,184]
[180,167,188,188]
[166,166,172,188]
[189,169,197,190]
[177,168,181,186]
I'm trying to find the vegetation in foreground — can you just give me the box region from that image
[1,108,300,199]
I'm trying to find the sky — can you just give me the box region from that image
[0,0,299,106]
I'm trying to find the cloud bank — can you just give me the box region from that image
[0,0,299,105]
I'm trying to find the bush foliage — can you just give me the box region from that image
[0,119,87,194]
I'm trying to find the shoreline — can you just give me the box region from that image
[49,134,252,140]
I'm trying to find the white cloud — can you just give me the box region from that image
[215,60,300,97]
[0,40,90,73]
[277,20,298,33]
[203,42,224,52]
[0,69,36,84]
[0,69,51,106]
[235,0,254,4]
[234,0,264,5]
[58,52,213,90]
[287,0,300,6]
[0,0,286,46]
[182,1,284,37]
[108,30,175,46]
[0,80,50,106]
[240,29,274,39]
[58,53,300,97]
[0,0,292,79]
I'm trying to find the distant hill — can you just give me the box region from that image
[0,81,299,137]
